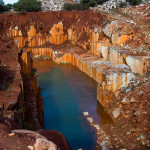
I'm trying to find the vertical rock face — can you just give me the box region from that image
[126,55,145,75]
[111,34,131,45]
[50,22,67,44]
[18,50,44,130]
[18,50,33,76]
[9,22,67,47]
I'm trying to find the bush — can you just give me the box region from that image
[119,2,127,7]
[96,0,108,4]
[13,0,41,13]
[4,4,13,11]
[128,0,142,5]
[81,0,97,9]
[0,0,5,13]
[80,0,108,9]
[64,3,86,10]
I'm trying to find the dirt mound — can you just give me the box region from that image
[0,35,21,111]
[0,10,104,35]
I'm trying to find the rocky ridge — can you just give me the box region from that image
[38,0,80,11]
[91,0,150,12]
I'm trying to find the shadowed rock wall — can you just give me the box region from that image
[18,50,44,130]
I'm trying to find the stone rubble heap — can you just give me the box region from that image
[90,0,150,12]
[90,0,127,12]
[38,0,80,11]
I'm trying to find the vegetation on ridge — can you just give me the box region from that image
[0,0,12,13]
[0,0,143,13]
[64,0,142,10]
[14,0,41,13]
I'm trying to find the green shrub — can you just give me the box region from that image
[4,4,13,11]
[119,2,127,7]
[0,0,5,13]
[80,0,97,9]
[13,0,41,13]
[128,0,142,5]
[64,3,86,10]
[0,1,13,13]
[80,0,108,9]
[97,0,108,4]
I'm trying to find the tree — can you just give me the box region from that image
[4,4,13,11]
[13,0,41,13]
[64,3,86,10]
[80,0,103,9]
[128,0,142,5]
[0,0,4,5]
[0,0,5,13]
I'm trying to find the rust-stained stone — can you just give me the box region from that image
[18,50,33,77]
[101,46,150,75]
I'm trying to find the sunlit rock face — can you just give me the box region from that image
[18,50,33,76]
[50,22,67,44]
[112,34,131,45]
[8,22,67,47]
[100,46,149,75]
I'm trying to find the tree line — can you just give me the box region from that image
[0,0,142,13]
[0,0,41,13]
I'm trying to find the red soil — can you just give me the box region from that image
[0,10,104,36]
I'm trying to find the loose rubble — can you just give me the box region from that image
[38,0,80,11]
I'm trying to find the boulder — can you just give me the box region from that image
[130,97,136,103]
[83,112,89,116]
[114,90,120,97]
[87,117,93,123]
[121,97,129,104]
[139,91,143,96]
[28,146,34,150]
[34,138,57,150]
[113,108,121,118]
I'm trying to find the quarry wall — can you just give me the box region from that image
[1,11,150,108]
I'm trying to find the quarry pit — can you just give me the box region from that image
[0,7,150,150]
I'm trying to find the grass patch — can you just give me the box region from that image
[6,82,11,91]
[17,108,23,113]
[60,62,71,65]
[134,73,141,76]
[34,55,51,59]
[115,123,123,129]
[110,8,131,18]
[85,49,89,53]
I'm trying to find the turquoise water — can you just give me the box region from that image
[34,60,112,150]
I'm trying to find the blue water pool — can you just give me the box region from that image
[34,60,112,150]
